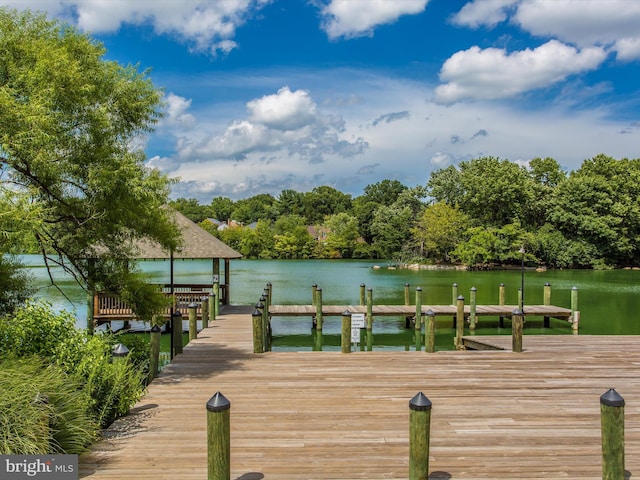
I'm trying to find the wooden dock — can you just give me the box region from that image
[80,305,639,479]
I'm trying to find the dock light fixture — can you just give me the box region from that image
[112,343,129,362]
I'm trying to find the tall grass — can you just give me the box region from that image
[0,357,96,454]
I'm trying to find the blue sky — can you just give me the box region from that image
[5,1,640,201]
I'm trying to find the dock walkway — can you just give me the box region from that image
[80,306,639,479]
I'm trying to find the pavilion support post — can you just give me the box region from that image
[409,392,432,480]
[543,282,551,327]
[224,259,230,305]
[469,287,477,330]
[455,295,465,350]
[600,388,625,480]
[213,258,220,315]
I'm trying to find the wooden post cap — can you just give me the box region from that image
[512,308,523,316]
[151,325,161,333]
[409,392,432,411]
[425,309,435,317]
[207,392,230,412]
[252,309,262,317]
[601,388,625,407]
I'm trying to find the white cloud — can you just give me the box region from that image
[454,0,640,61]
[320,0,429,39]
[514,0,640,48]
[170,86,368,164]
[616,38,640,62]
[163,93,196,128]
[451,0,518,28]
[247,87,318,130]
[435,40,606,103]
[430,152,452,167]
[146,69,639,202]
[5,0,271,56]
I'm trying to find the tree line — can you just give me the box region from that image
[172,154,640,269]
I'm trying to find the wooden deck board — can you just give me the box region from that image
[80,306,638,479]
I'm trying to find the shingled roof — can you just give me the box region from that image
[133,210,242,260]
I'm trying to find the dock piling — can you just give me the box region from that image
[188,302,198,341]
[404,283,410,306]
[206,392,231,480]
[469,287,477,330]
[360,283,366,306]
[341,310,352,353]
[512,308,523,353]
[366,288,373,351]
[252,307,264,354]
[202,296,209,329]
[316,288,323,331]
[425,309,435,353]
[209,293,216,322]
[172,310,183,356]
[452,283,459,329]
[571,286,579,331]
[409,392,432,480]
[499,283,505,328]
[455,295,465,349]
[543,282,551,327]
[600,388,625,480]
[149,324,161,382]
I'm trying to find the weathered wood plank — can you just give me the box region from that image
[79,306,639,479]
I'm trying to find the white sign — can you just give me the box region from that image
[351,313,366,328]
[213,275,219,283]
[351,313,366,343]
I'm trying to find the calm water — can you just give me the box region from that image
[22,256,640,351]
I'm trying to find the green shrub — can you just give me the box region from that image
[0,302,147,428]
[0,357,96,454]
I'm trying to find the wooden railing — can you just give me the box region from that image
[93,283,226,324]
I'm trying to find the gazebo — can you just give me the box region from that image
[90,210,242,328]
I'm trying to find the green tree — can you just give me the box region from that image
[322,212,360,258]
[276,189,305,217]
[0,9,179,310]
[209,196,235,222]
[362,179,407,205]
[170,198,210,223]
[526,157,566,228]
[303,186,352,224]
[240,220,275,258]
[548,155,640,266]
[428,157,532,227]
[412,202,470,262]
[232,194,277,224]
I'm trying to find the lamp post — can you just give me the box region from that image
[519,246,525,312]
